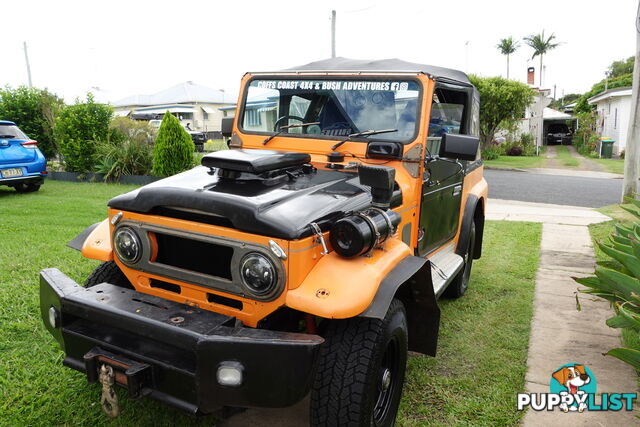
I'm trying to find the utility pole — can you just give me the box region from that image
[23,42,32,88]
[331,10,336,58]
[622,0,640,201]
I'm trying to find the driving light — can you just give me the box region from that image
[114,226,142,263]
[240,253,277,297]
[48,306,59,328]
[217,362,244,386]
[330,208,401,258]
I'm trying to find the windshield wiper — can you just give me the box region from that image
[262,121,320,145]
[0,134,16,138]
[331,128,398,151]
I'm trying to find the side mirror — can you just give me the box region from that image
[221,117,234,138]
[438,134,479,161]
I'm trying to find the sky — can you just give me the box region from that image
[1,0,637,104]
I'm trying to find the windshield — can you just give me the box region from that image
[241,79,420,143]
[0,125,28,140]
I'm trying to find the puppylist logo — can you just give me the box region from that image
[517,363,637,412]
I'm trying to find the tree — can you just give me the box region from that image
[468,75,535,148]
[574,73,633,113]
[152,112,194,177]
[496,37,519,79]
[55,93,113,172]
[0,86,64,159]
[607,56,635,79]
[523,31,560,87]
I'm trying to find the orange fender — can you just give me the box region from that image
[81,219,113,262]
[286,238,412,319]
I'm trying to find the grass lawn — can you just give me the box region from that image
[590,158,625,174]
[0,180,542,426]
[555,145,580,167]
[483,155,546,169]
[590,204,640,368]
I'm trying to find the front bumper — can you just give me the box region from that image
[39,268,323,414]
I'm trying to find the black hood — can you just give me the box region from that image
[108,166,373,240]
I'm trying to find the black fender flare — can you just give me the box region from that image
[456,194,484,259]
[360,256,440,356]
[67,222,100,251]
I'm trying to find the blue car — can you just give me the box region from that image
[0,120,46,193]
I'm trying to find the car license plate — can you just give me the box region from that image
[1,168,23,178]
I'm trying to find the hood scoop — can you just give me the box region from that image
[202,149,311,173]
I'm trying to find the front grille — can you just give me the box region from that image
[154,233,233,280]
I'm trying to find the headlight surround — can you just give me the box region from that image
[114,226,142,264]
[239,252,277,297]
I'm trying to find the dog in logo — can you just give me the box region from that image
[552,364,591,412]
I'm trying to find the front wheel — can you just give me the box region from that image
[310,299,408,426]
[85,261,134,289]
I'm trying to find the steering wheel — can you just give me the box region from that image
[273,115,306,133]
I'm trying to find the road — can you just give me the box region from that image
[485,169,622,208]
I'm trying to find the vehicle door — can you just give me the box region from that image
[418,83,476,255]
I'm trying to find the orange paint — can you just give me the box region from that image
[81,219,113,261]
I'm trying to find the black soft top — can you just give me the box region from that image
[278,57,471,86]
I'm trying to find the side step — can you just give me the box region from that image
[427,243,464,297]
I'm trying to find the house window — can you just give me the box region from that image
[245,108,261,126]
[614,108,618,130]
[203,110,209,120]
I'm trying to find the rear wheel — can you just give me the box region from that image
[444,221,476,298]
[14,183,40,193]
[310,299,408,426]
[85,261,133,289]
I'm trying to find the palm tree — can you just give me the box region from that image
[523,30,560,87]
[496,37,519,79]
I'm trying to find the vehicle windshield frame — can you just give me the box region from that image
[237,75,423,145]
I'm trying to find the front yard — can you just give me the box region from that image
[0,181,541,426]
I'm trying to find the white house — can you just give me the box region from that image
[588,87,632,155]
[113,82,237,135]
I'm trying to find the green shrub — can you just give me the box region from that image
[94,118,156,180]
[152,112,194,177]
[0,86,64,159]
[575,199,640,371]
[204,139,229,152]
[519,132,534,147]
[55,94,112,172]
[482,145,501,160]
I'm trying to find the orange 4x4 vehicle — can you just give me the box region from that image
[40,58,487,425]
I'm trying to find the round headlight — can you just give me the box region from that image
[240,253,277,297]
[114,226,142,263]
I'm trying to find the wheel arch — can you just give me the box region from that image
[67,219,113,262]
[359,256,440,356]
[456,194,485,260]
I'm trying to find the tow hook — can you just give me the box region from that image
[99,364,120,418]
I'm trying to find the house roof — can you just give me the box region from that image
[543,107,572,120]
[265,57,471,85]
[113,81,237,107]
[588,86,632,104]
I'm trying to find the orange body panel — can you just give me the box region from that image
[81,219,113,261]
[286,238,412,319]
